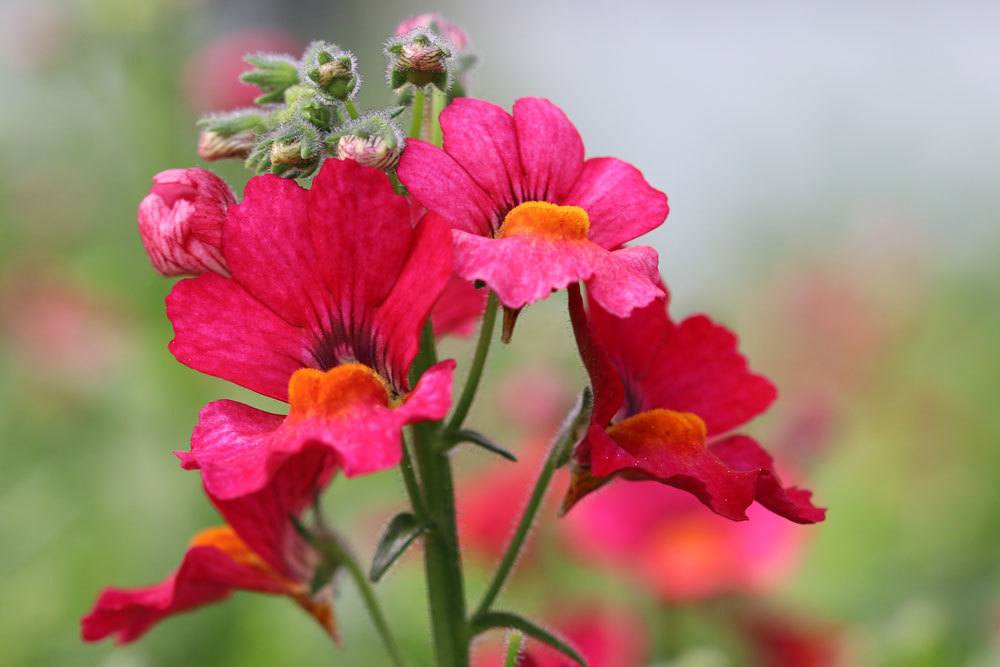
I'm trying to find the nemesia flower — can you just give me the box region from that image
[741,612,844,667]
[395,13,469,52]
[82,449,336,644]
[432,274,487,337]
[183,29,301,112]
[398,97,668,321]
[167,158,456,497]
[563,284,825,523]
[562,480,806,601]
[137,168,234,276]
[472,606,647,667]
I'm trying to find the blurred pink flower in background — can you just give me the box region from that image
[562,480,807,601]
[0,263,134,382]
[473,606,647,667]
[183,29,300,112]
[395,13,469,51]
[0,1,69,72]
[740,612,844,667]
[497,365,575,434]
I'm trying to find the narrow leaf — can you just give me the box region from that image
[471,611,588,667]
[449,429,517,461]
[369,512,425,582]
[553,387,594,469]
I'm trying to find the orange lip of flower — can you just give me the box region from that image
[604,409,708,458]
[497,201,591,241]
[189,525,338,639]
[287,363,392,421]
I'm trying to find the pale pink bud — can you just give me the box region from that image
[137,168,234,276]
[395,13,468,52]
[197,129,255,161]
[336,135,400,170]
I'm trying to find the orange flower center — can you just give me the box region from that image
[190,525,279,576]
[605,409,708,457]
[497,201,590,241]
[287,363,391,420]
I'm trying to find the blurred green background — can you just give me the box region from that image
[2,1,999,665]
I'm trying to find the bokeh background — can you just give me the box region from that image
[2,1,999,665]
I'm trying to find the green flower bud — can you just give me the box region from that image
[384,29,453,91]
[300,41,361,102]
[240,52,300,105]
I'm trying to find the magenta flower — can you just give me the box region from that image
[82,448,337,644]
[398,97,669,318]
[167,159,456,498]
[564,284,825,523]
[137,168,234,276]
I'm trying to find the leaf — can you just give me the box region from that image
[471,611,588,667]
[448,429,517,461]
[553,387,594,469]
[369,512,425,582]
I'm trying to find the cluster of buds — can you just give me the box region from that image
[195,41,402,179]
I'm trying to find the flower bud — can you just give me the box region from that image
[385,29,453,91]
[247,122,323,179]
[327,113,405,171]
[197,129,255,161]
[300,40,360,102]
[239,52,300,104]
[137,169,234,276]
[394,13,469,53]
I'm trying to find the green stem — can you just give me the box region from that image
[445,291,499,435]
[309,529,406,667]
[409,88,426,139]
[344,99,360,120]
[399,436,426,517]
[430,88,446,147]
[472,416,577,619]
[409,321,469,667]
[505,631,524,667]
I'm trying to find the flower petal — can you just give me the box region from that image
[512,97,584,201]
[562,157,669,250]
[438,97,526,217]
[584,245,663,318]
[431,273,487,338]
[167,273,314,401]
[710,435,826,524]
[398,144,496,235]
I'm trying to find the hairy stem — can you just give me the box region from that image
[344,99,361,120]
[409,88,426,139]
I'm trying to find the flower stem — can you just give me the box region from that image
[430,88,447,147]
[409,88,426,139]
[344,99,361,120]
[409,321,469,667]
[445,291,499,435]
[338,545,408,667]
[471,399,587,620]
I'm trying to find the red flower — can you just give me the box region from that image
[137,168,234,276]
[168,159,455,496]
[82,449,336,644]
[398,97,668,317]
[562,481,807,601]
[563,284,825,523]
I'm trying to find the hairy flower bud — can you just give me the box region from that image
[327,113,405,171]
[239,52,300,104]
[385,29,453,91]
[394,13,468,52]
[137,169,234,276]
[300,40,360,102]
[247,122,322,179]
[197,130,255,161]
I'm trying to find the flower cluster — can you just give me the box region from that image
[84,12,824,666]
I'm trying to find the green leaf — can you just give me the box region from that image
[369,512,425,582]
[448,429,517,461]
[309,558,337,595]
[553,387,594,469]
[471,611,588,667]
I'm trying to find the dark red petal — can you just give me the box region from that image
[438,97,526,218]
[711,435,826,524]
[562,157,669,250]
[512,97,584,201]
[167,273,313,401]
[397,142,495,236]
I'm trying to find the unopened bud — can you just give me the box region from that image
[270,139,310,167]
[137,168,234,276]
[247,122,322,179]
[240,52,300,104]
[385,29,453,91]
[327,113,405,171]
[197,129,255,161]
[394,13,468,53]
[301,41,360,102]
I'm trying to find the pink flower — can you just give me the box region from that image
[398,98,668,318]
[562,481,806,601]
[82,449,336,644]
[183,29,300,112]
[137,168,234,276]
[432,273,488,338]
[563,284,825,524]
[395,13,469,52]
[167,159,456,498]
